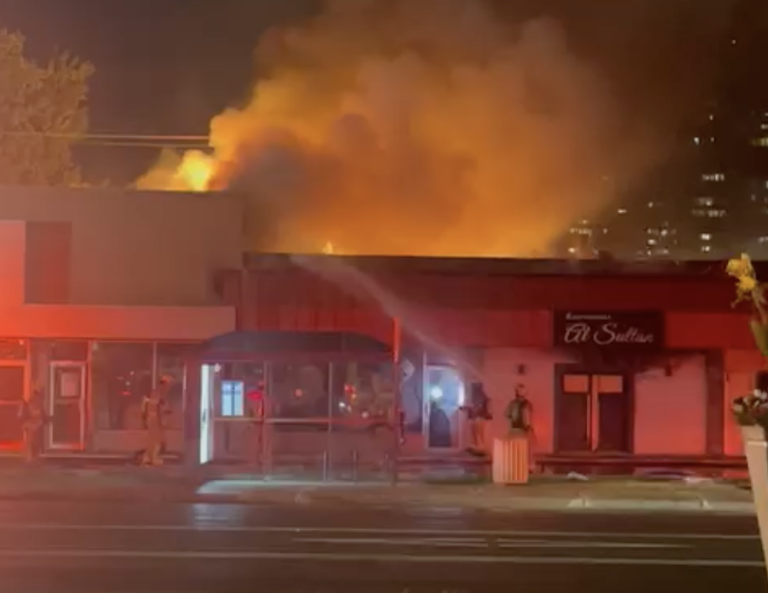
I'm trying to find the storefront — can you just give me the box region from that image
[218,257,762,463]
[183,331,399,476]
[0,304,234,456]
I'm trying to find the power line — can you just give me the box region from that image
[0,130,210,142]
[78,140,210,149]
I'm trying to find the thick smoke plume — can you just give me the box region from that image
[137,0,661,257]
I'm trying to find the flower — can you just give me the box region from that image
[727,253,767,309]
[726,253,755,279]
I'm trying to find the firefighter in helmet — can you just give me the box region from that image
[141,376,172,466]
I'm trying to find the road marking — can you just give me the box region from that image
[0,523,755,541]
[0,548,759,567]
[296,536,687,550]
[297,537,490,548]
[497,541,687,549]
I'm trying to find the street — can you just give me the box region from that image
[0,500,764,592]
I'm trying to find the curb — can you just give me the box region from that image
[0,490,755,515]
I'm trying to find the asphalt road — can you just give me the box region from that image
[0,501,764,593]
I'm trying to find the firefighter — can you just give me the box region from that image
[19,387,47,463]
[140,376,172,466]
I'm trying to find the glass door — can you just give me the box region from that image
[47,362,86,450]
[423,365,465,450]
[0,364,26,447]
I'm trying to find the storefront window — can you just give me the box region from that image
[91,342,153,430]
[270,362,330,418]
[0,339,27,361]
[155,343,194,427]
[331,362,395,424]
[399,355,423,433]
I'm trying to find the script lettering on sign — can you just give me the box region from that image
[555,312,662,350]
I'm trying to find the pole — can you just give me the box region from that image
[325,361,334,482]
[391,317,402,485]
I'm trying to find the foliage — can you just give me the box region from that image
[732,391,768,429]
[728,253,768,432]
[0,29,93,186]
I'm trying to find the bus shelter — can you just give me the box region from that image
[183,330,400,481]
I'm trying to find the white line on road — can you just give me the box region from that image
[297,537,491,548]
[295,536,688,550]
[0,523,755,541]
[0,548,759,568]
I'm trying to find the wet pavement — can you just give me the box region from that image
[0,500,765,592]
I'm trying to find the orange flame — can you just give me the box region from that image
[173,150,215,192]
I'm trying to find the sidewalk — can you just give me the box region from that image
[0,466,756,513]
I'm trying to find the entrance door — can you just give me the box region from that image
[199,364,216,464]
[557,373,630,453]
[424,365,465,450]
[47,362,86,450]
[0,364,26,446]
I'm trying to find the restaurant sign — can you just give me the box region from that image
[553,311,664,350]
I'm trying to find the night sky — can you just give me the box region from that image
[0,0,764,185]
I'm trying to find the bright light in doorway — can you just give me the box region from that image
[430,385,443,400]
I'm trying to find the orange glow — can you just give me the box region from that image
[135,0,659,258]
[174,150,216,192]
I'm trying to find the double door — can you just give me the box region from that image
[557,373,631,453]
[46,362,87,450]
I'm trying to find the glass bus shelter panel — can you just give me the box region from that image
[208,362,267,464]
[328,361,397,482]
[267,361,331,479]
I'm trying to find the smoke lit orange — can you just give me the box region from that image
[136,0,658,258]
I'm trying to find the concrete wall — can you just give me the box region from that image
[0,187,244,306]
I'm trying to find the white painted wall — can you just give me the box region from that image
[724,350,765,456]
[633,354,707,455]
[482,348,562,455]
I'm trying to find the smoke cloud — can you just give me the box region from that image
[137,0,662,257]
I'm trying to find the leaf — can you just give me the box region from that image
[750,319,768,360]
[0,29,93,186]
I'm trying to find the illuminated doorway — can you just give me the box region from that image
[423,365,465,450]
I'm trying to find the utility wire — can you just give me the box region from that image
[78,141,210,149]
[0,130,210,141]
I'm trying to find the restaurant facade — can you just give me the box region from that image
[0,186,760,469]
[207,255,763,466]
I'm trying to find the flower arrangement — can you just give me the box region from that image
[732,390,768,429]
[727,253,768,429]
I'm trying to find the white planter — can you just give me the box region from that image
[741,425,768,571]
[492,434,529,485]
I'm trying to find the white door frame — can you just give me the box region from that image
[46,361,87,450]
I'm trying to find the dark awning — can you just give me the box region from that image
[195,330,392,360]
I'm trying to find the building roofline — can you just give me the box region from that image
[242,252,737,278]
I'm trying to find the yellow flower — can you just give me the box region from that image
[739,276,758,292]
[727,253,754,279]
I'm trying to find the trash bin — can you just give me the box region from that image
[492,431,529,484]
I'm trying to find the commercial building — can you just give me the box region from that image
[0,187,239,455]
[0,186,760,472]
[209,255,762,469]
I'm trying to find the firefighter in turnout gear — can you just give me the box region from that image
[19,387,47,462]
[141,376,172,466]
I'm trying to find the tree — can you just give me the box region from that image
[0,29,93,186]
